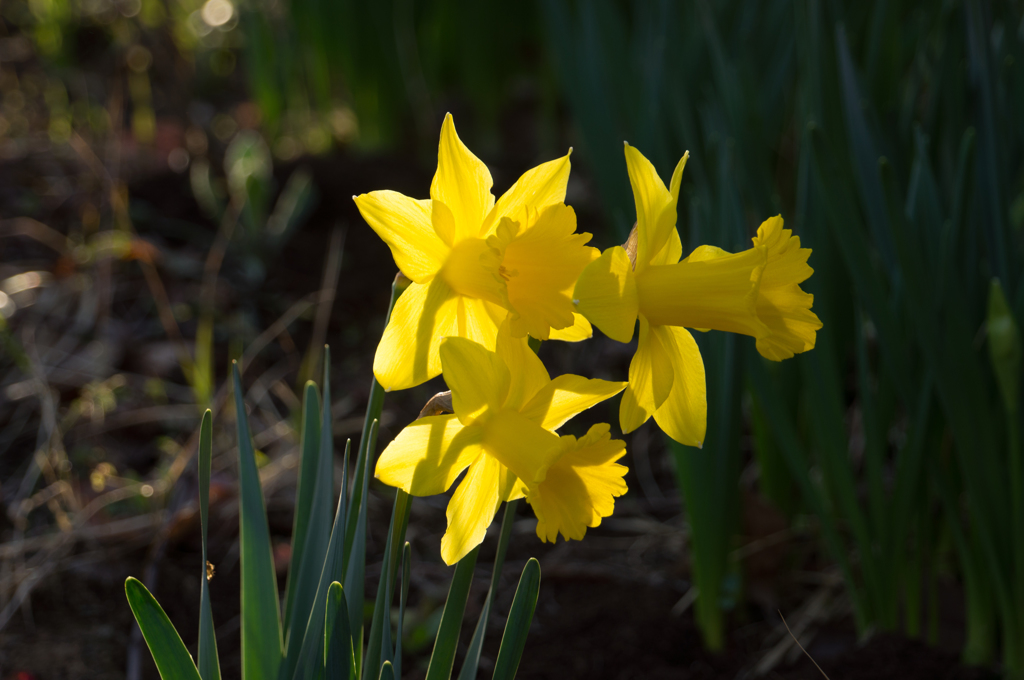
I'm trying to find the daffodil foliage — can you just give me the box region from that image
[357,116,820,563]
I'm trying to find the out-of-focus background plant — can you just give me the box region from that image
[1,0,1022,678]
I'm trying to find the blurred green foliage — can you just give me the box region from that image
[536,1,1023,671]
[6,0,1024,671]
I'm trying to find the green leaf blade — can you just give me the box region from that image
[283,381,323,637]
[425,547,480,680]
[232,363,284,680]
[198,410,222,680]
[324,581,353,679]
[125,577,203,680]
[491,558,541,680]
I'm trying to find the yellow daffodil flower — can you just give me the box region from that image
[573,144,822,447]
[355,113,598,392]
[530,423,628,543]
[374,323,626,564]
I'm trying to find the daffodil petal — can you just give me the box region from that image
[375,415,484,496]
[440,336,510,425]
[684,244,731,262]
[495,321,550,411]
[355,191,448,283]
[530,424,628,543]
[547,313,593,342]
[498,464,525,502]
[431,114,495,242]
[650,219,683,266]
[624,317,675,417]
[432,198,457,247]
[482,408,562,486]
[520,373,627,432]
[440,454,502,565]
[618,383,651,434]
[482,151,572,236]
[624,146,686,272]
[573,246,638,343]
[374,278,459,391]
[647,153,687,268]
[456,295,503,350]
[652,326,707,447]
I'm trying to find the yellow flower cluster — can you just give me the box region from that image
[355,114,821,564]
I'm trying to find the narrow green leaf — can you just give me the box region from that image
[344,418,377,665]
[198,411,221,680]
[425,546,480,680]
[282,356,336,679]
[491,558,541,680]
[749,359,865,628]
[964,0,1010,285]
[125,577,203,680]
[365,490,411,676]
[378,661,395,680]
[834,23,898,279]
[282,382,323,637]
[395,542,411,679]
[232,363,283,680]
[324,582,353,680]
[670,330,742,650]
[458,500,518,680]
[289,441,352,680]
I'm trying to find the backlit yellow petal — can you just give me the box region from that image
[634,317,676,412]
[652,326,707,447]
[355,191,448,283]
[650,218,683,266]
[456,296,503,351]
[482,408,562,486]
[495,321,550,411]
[636,246,770,338]
[529,424,628,543]
[432,198,457,247]
[618,384,651,434]
[374,279,459,391]
[573,246,639,343]
[751,216,823,361]
[547,313,593,342]
[375,415,484,496]
[489,204,598,340]
[482,152,572,236]
[431,114,495,243]
[520,373,627,432]
[624,146,687,272]
[440,453,502,565]
[440,337,510,426]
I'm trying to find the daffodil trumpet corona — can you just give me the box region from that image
[573,144,822,447]
[374,322,627,565]
[355,113,597,392]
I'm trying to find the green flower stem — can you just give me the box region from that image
[425,547,480,680]
[458,500,519,680]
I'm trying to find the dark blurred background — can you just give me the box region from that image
[1,1,1023,678]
